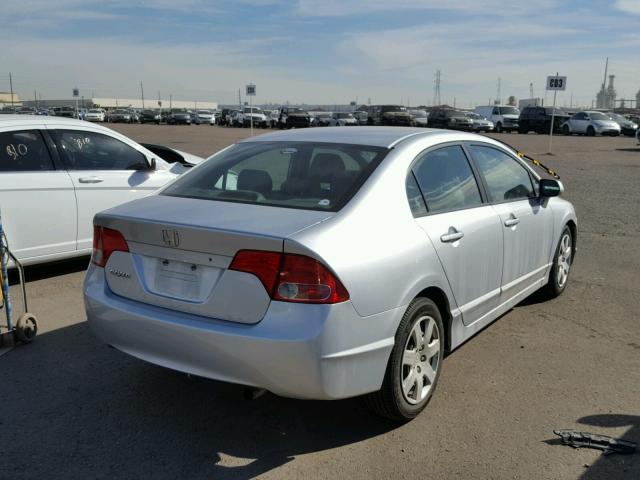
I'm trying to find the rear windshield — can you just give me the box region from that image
[162,141,388,211]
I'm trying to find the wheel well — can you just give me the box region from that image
[415,287,452,352]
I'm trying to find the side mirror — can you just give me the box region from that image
[539,178,562,198]
[149,157,157,170]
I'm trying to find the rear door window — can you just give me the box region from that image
[162,142,388,211]
[411,145,483,214]
[468,145,535,202]
[56,130,149,170]
[0,130,54,172]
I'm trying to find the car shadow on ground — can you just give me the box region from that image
[8,256,90,284]
[0,321,397,479]
[614,148,640,152]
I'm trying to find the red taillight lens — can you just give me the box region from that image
[228,250,281,294]
[229,250,349,304]
[91,226,129,267]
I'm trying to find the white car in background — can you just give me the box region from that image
[329,112,358,126]
[409,109,429,127]
[84,109,105,122]
[561,111,621,136]
[193,110,215,125]
[0,115,202,265]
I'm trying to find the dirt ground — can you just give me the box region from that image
[1,124,638,480]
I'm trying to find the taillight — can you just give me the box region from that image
[91,226,129,267]
[229,250,349,304]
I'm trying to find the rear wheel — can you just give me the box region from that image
[562,124,570,135]
[541,226,573,299]
[587,126,596,136]
[364,297,444,421]
[495,122,503,133]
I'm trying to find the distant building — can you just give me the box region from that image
[22,97,217,110]
[596,75,617,109]
[0,92,21,107]
[518,98,543,109]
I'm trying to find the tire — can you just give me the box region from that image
[562,124,570,135]
[15,313,38,344]
[495,122,503,133]
[364,297,444,422]
[541,226,573,299]
[587,126,596,137]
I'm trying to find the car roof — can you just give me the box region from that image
[240,126,448,148]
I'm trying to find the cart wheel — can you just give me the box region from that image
[15,313,38,344]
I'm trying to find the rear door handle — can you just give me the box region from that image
[504,215,520,227]
[78,176,104,184]
[440,227,464,243]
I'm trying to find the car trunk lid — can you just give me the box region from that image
[96,195,332,324]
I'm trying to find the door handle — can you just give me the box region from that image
[440,227,464,243]
[78,176,104,184]
[504,215,520,227]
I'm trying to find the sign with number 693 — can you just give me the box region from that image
[546,76,567,91]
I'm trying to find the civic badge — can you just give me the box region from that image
[162,229,180,247]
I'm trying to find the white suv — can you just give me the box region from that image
[474,105,520,133]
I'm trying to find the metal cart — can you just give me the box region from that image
[0,208,38,347]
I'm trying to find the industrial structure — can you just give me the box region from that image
[596,75,617,109]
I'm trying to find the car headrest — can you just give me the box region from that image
[237,169,273,195]
[309,153,346,179]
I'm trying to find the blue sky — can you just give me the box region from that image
[2,0,640,107]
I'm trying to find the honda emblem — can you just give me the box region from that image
[162,229,180,247]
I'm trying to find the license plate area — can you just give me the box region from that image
[139,256,223,303]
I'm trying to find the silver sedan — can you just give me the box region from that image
[84,127,577,421]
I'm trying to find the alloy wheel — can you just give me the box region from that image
[401,315,441,405]
[557,233,572,288]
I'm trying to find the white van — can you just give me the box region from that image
[474,105,520,133]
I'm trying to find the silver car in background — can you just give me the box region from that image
[561,111,621,136]
[84,127,577,421]
[465,112,494,132]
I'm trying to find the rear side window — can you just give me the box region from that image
[405,173,428,217]
[0,130,54,172]
[56,130,148,170]
[162,142,388,211]
[469,145,535,202]
[411,145,482,214]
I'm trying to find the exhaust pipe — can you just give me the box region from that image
[243,387,266,400]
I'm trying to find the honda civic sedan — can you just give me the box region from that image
[85,127,577,421]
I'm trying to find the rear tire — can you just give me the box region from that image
[587,126,596,136]
[363,297,444,422]
[562,124,570,135]
[541,226,573,299]
[495,122,503,133]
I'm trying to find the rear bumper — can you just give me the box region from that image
[84,265,402,400]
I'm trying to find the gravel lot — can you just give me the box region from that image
[1,125,639,480]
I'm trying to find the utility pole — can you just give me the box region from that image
[9,72,15,110]
[432,70,441,106]
[529,82,534,99]
[169,94,172,109]
[140,81,145,109]
[238,88,241,109]
[34,90,37,108]
[496,77,501,105]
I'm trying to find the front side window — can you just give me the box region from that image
[163,142,388,211]
[469,145,535,202]
[0,130,54,172]
[412,145,482,214]
[56,130,148,170]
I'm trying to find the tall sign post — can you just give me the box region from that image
[73,87,80,119]
[246,83,256,136]
[546,73,566,154]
